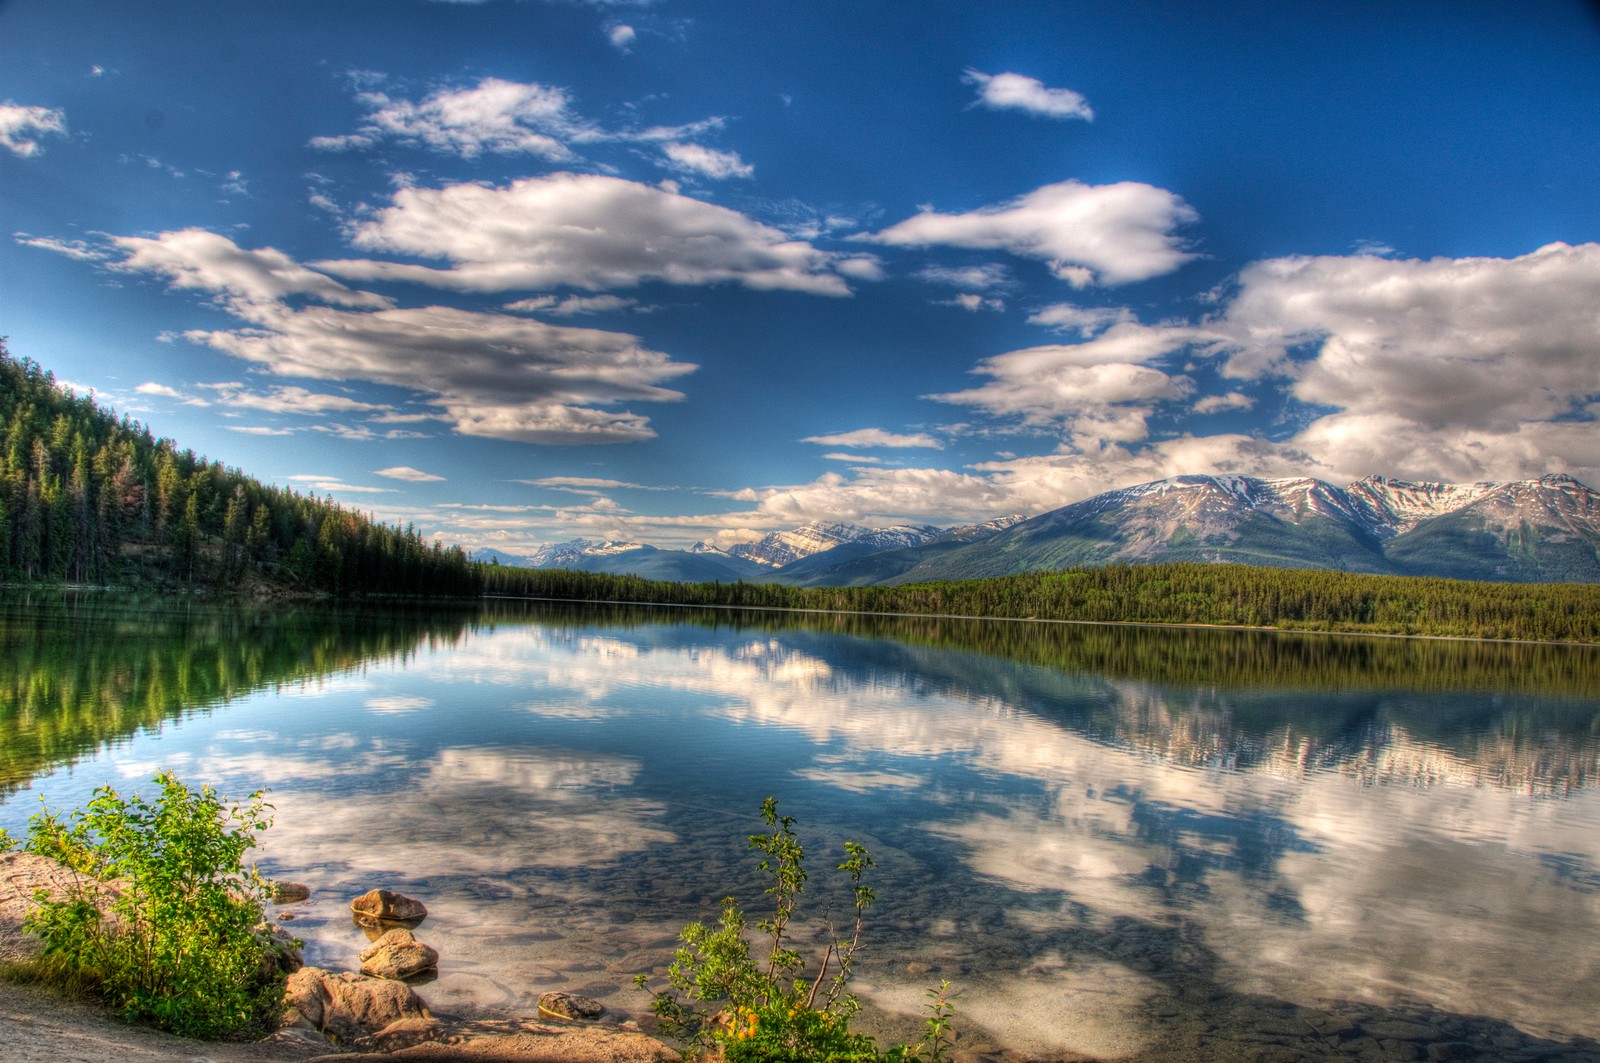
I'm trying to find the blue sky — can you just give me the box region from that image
[3,1,1599,554]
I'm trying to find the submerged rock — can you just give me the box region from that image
[271,880,312,903]
[537,990,606,1020]
[351,887,428,924]
[359,927,440,981]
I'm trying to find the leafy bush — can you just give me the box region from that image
[20,771,291,1038]
[636,797,957,1062]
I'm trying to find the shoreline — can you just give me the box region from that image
[484,593,1600,649]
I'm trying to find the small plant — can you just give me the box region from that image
[20,770,290,1038]
[635,797,956,1062]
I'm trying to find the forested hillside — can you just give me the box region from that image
[483,562,1600,644]
[0,343,478,595]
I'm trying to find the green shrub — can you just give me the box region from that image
[20,770,290,1038]
[636,797,957,1062]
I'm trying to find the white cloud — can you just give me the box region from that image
[311,78,584,160]
[1203,242,1600,483]
[320,174,861,296]
[14,233,109,261]
[522,476,657,491]
[801,428,943,449]
[661,141,753,180]
[112,228,391,310]
[376,466,445,482]
[0,102,67,157]
[917,263,1012,290]
[1192,392,1254,415]
[111,229,698,445]
[505,294,642,316]
[311,75,727,162]
[930,322,1198,445]
[864,180,1197,286]
[197,382,393,415]
[288,475,393,495]
[608,24,637,50]
[941,293,1005,312]
[135,381,202,403]
[1027,303,1136,336]
[963,70,1094,122]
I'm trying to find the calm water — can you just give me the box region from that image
[2,594,1599,1060]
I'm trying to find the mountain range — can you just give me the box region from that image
[474,473,1600,585]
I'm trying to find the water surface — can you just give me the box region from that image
[2,594,1597,1060]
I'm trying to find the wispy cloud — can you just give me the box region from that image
[0,101,67,157]
[801,428,942,449]
[661,142,753,180]
[376,466,445,482]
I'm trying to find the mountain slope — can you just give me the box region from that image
[877,474,1600,586]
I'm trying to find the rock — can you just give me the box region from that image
[282,966,433,1044]
[353,1016,449,1052]
[303,1021,680,1062]
[537,991,606,1021]
[271,880,312,903]
[257,921,305,982]
[352,887,428,924]
[360,927,440,981]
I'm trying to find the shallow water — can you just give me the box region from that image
[2,594,1598,1060]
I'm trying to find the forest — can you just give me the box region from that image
[483,561,1600,644]
[0,343,478,596]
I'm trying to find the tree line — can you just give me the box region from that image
[483,561,1600,644]
[0,343,478,595]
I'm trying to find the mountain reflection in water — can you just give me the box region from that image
[1,595,1597,1060]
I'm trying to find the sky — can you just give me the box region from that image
[3,0,1600,555]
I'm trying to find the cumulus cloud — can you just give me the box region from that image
[320,173,865,296]
[608,24,637,50]
[801,428,943,449]
[661,141,753,179]
[930,322,1199,445]
[109,229,697,445]
[1202,242,1600,482]
[0,102,67,157]
[376,466,445,482]
[963,70,1093,121]
[864,179,1198,286]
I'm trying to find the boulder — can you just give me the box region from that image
[282,966,433,1044]
[360,927,440,981]
[351,887,428,924]
[537,990,606,1021]
[257,920,305,982]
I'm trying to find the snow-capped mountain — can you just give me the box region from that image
[878,473,1600,585]
[712,520,943,568]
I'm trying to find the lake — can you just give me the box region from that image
[2,593,1598,1061]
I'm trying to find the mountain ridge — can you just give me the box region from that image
[476,473,1600,586]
